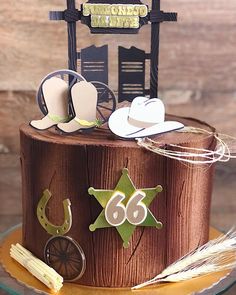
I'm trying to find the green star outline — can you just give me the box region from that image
[88,168,163,248]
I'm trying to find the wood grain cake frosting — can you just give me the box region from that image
[20,115,216,287]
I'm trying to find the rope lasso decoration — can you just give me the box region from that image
[137,127,236,165]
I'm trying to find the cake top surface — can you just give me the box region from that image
[21,114,215,148]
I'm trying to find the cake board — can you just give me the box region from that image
[1,225,236,295]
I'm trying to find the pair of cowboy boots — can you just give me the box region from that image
[30,77,99,134]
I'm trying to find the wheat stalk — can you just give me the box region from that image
[132,229,236,290]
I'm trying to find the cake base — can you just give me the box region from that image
[1,225,235,295]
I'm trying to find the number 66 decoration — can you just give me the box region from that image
[105,190,148,226]
[89,168,163,248]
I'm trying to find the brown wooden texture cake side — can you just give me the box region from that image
[20,117,216,287]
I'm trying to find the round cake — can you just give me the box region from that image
[20,115,216,287]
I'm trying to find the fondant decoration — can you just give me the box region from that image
[50,1,177,98]
[36,190,87,282]
[10,243,63,292]
[105,191,126,227]
[30,77,69,130]
[44,236,86,282]
[89,168,163,248]
[36,69,116,125]
[109,97,184,139]
[125,191,148,225]
[36,70,86,116]
[132,229,236,289]
[104,190,148,227]
[57,81,100,133]
[37,189,72,236]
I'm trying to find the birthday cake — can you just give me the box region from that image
[20,116,216,287]
[20,0,217,289]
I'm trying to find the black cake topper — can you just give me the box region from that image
[50,0,177,99]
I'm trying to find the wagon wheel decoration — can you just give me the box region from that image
[91,81,117,124]
[36,70,116,124]
[44,236,86,282]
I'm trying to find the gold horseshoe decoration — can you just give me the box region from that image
[37,189,72,236]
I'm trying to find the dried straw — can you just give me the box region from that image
[137,127,236,165]
[10,243,63,292]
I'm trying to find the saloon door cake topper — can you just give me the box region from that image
[50,0,177,99]
[89,168,163,248]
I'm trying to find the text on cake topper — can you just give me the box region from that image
[105,190,148,226]
[82,4,148,29]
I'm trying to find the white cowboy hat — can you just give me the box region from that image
[108,97,184,139]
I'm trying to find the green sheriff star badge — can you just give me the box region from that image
[88,168,163,248]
